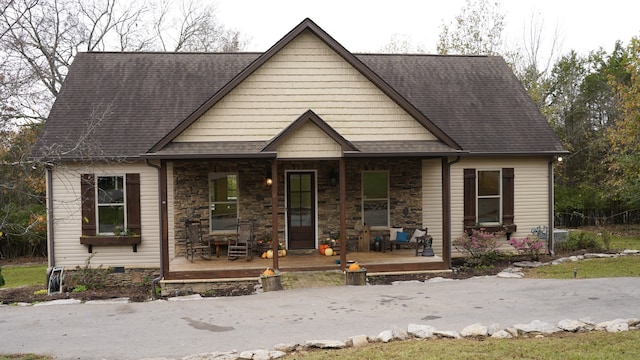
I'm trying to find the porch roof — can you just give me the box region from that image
[142,139,465,159]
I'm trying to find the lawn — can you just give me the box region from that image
[0,265,47,288]
[524,255,640,279]
[283,331,640,359]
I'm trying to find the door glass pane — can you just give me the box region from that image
[363,172,388,199]
[290,174,300,191]
[363,200,388,227]
[301,174,311,191]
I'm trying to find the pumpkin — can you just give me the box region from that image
[278,249,287,257]
[266,250,274,259]
[324,248,334,256]
[348,262,361,271]
[261,252,267,259]
[262,268,274,276]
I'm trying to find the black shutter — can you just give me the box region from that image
[126,173,141,236]
[81,174,96,236]
[463,169,476,228]
[502,168,514,225]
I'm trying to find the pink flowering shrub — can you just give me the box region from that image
[508,236,545,260]
[453,228,501,266]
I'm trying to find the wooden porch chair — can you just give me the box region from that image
[228,220,254,261]
[383,227,431,256]
[185,219,211,261]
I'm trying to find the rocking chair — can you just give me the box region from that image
[185,220,211,261]
[228,220,254,261]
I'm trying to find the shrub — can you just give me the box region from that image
[509,236,545,260]
[556,231,603,253]
[68,254,111,290]
[0,266,5,287]
[453,228,501,266]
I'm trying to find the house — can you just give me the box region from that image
[34,18,566,286]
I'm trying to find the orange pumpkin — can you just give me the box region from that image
[348,262,361,271]
[262,268,274,276]
[261,252,267,259]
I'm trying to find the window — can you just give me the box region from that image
[97,176,125,234]
[209,173,238,232]
[463,168,514,228]
[477,170,501,224]
[362,171,389,227]
[81,173,141,237]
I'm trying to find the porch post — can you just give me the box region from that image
[271,160,279,270]
[160,160,169,278]
[339,157,346,271]
[442,157,452,268]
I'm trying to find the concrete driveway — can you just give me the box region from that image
[2,277,639,359]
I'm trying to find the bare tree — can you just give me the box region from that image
[379,34,425,54]
[437,0,506,56]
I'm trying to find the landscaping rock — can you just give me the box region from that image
[584,253,618,259]
[512,261,545,268]
[33,299,82,306]
[377,330,394,343]
[490,330,513,339]
[514,320,560,335]
[304,340,346,349]
[433,330,461,339]
[460,323,488,337]
[273,342,298,352]
[408,323,437,339]
[596,319,629,333]
[346,334,369,347]
[557,319,586,332]
[497,268,524,278]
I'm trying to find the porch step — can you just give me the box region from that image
[281,270,344,289]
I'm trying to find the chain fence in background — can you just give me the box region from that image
[555,209,640,228]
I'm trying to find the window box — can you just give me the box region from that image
[80,235,141,253]
[464,224,517,239]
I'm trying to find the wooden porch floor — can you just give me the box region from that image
[167,249,446,280]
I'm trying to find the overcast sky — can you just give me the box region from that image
[216,0,639,57]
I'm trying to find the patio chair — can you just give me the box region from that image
[383,227,431,256]
[185,219,211,261]
[228,220,254,261]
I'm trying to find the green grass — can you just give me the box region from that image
[0,265,47,288]
[525,256,640,279]
[610,234,640,250]
[0,355,52,360]
[284,331,640,359]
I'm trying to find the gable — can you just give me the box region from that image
[276,121,342,158]
[173,30,437,144]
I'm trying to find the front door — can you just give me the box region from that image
[287,172,316,249]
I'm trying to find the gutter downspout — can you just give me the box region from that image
[146,159,163,298]
[45,165,55,286]
[444,156,461,269]
[548,157,556,255]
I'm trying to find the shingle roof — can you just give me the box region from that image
[34,21,565,161]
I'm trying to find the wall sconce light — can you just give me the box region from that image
[265,169,273,186]
[329,169,338,186]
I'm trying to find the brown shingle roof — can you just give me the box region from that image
[34,20,565,161]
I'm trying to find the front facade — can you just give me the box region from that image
[36,19,566,282]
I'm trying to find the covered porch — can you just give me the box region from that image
[166,249,446,280]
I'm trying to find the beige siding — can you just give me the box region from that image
[450,157,550,257]
[422,159,443,256]
[50,162,160,268]
[175,30,436,143]
[277,121,343,158]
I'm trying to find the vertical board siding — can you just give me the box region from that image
[422,159,443,256]
[450,157,550,257]
[277,121,343,158]
[175,31,436,143]
[51,163,160,268]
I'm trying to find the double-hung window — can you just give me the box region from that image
[209,173,238,232]
[477,170,501,224]
[362,171,389,227]
[97,176,125,234]
[463,168,514,229]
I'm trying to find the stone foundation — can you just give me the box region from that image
[63,267,160,289]
[161,278,258,297]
